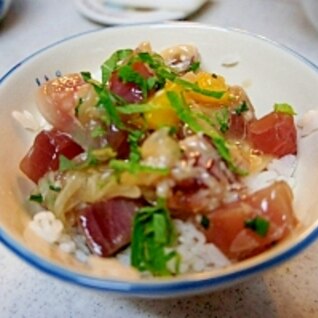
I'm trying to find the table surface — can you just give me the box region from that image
[1,1,318,317]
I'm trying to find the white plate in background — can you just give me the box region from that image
[73,0,208,25]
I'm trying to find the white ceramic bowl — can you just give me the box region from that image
[1,23,318,298]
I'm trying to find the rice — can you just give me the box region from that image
[297,109,318,137]
[28,211,63,244]
[243,154,297,193]
[171,219,230,273]
[28,210,90,263]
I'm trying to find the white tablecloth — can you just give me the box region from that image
[1,1,318,317]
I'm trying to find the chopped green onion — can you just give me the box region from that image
[274,103,297,116]
[131,199,179,276]
[244,216,270,237]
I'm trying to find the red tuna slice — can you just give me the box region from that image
[248,111,297,158]
[78,198,140,257]
[105,125,130,159]
[201,181,298,260]
[109,61,154,103]
[20,129,84,183]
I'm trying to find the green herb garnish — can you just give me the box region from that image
[109,159,169,175]
[101,49,133,84]
[29,193,43,204]
[118,64,149,98]
[58,148,115,172]
[128,130,144,163]
[131,199,179,276]
[75,97,83,117]
[244,216,270,237]
[215,108,230,133]
[137,52,172,86]
[85,151,99,167]
[109,128,168,176]
[137,52,224,99]
[174,77,225,99]
[188,61,201,72]
[200,215,210,230]
[116,103,158,115]
[59,155,77,172]
[235,101,249,115]
[81,71,124,128]
[166,91,245,175]
[91,125,106,138]
[98,89,124,128]
[274,103,297,116]
[49,185,61,192]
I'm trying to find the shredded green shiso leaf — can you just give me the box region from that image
[131,199,180,276]
[101,49,133,84]
[166,91,247,175]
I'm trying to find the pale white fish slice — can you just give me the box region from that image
[297,110,318,137]
[105,0,207,13]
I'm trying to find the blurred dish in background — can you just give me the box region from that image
[0,0,11,21]
[302,0,318,31]
[73,0,207,25]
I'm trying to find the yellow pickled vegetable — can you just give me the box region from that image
[144,82,180,130]
[185,71,230,106]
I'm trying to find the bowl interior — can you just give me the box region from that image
[1,24,318,294]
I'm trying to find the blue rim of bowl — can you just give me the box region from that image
[1,23,318,296]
